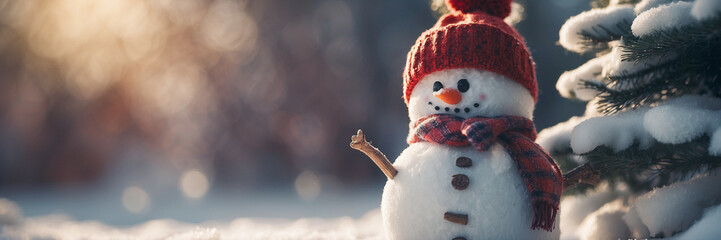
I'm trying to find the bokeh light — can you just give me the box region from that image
[180,169,210,200]
[294,171,321,202]
[122,186,150,214]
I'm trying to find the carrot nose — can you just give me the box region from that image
[434,88,462,105]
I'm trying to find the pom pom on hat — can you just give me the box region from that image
[446,0,512,18]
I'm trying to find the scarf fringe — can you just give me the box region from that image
[531,201,558,232]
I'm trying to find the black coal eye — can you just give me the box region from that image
[433,81,443,92]
[457,79,469,92]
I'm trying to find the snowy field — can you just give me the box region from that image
[0,187,385,239]
[1,209,384,240]
[3,180,721,239]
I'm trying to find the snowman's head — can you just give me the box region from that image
[401,0,538,122]
[407,68,534,122]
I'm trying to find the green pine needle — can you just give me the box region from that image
[581,137,721,192]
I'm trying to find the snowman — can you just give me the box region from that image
[352,0,564,239]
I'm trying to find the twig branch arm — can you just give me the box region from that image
[563,162,601,189]
[350,129,398,179]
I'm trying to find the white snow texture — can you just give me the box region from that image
[555,54,609,101]
[634,0,679,14]
[560,0,719,51]
[570,107,653,154]
[1,209,384,240]
[627,173,721,237]
[575,199,631,240]
[560,173,721,240]
[692,0,721,20]
[558,183,625,240]
[676,204,721,239]
[537,116,587,153]
[558,5,635,53]
[643,95,721,145]
[632,1,695,37]
[383,142,558,240]
[537,100,601,154]
[569,95,721,155]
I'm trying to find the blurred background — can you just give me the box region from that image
[0,0,590,226]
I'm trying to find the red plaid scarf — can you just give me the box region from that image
[407,114,563,231]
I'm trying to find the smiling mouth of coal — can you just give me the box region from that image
[427,101,481,113]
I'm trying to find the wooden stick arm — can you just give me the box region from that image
[563,162,601,189]
[350,129,398,179]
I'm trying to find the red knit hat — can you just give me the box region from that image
[403,0,537,104]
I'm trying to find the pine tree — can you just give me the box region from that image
[543,0,721,191]
[538,0,721,238]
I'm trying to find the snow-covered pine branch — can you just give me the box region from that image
[558,5,635,53]
[540,1,721,238]
[542,0,721,151]
[594,2,721,113]
[556,54,610,101]
[560,173,721,239]
[631,1,696,37]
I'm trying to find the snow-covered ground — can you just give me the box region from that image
[4,179,721,239]
[2,208,384,240]
[0,187,384,239]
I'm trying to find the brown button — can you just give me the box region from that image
[456,157,472,168]
[444,212,468,225]
[452,174,469,190]
[452,237,467,240]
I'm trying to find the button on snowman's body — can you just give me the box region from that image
[381,68,560,240]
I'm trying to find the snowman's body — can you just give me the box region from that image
[382,142,559,240]
[381,68,560,239]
